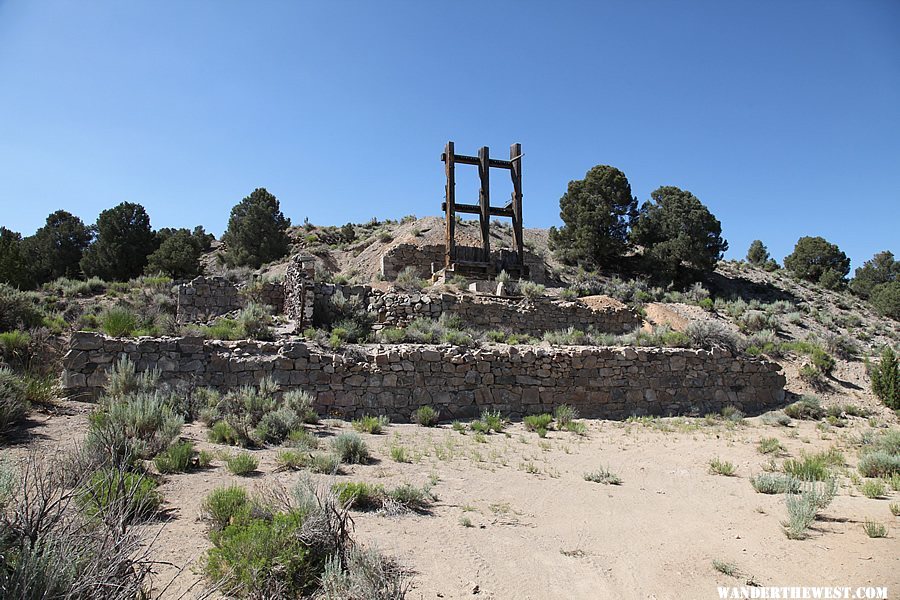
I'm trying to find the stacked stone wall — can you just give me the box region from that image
[62,333,786,421]
[176,277,242,323]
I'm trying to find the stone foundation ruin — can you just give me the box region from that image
[62,332,786,420]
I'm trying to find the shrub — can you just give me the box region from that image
[100,306,138,336]
[308,453,342,474]
[782,491,818,540]
[202,485,250,529]
[708,457,736,476]
[286,427,320,450]
[236,302,273,341]
[225,452,259,476]
[0,367,28,434]
[554,404,578,429]
[863,519,888,538]
[332,432,369,464]
[858,452,900,478]
[79,468,161,523]
[783,454,831,481]
[479,409,506,433]
[254,407,301,445]
[413,405,439,427]
[861,479,887,499]
[757,437,786,455]
[390,445,409,463]
[154,440,195,474]
[583,467,622,485]
[523,413,553,433]
[377,327,406,343]
[334,481,385,510]
[0,284,44,331]
[276,449,308,471]
[80,202,156,280]
[0,330,32,366]
[869,347,899,410]
[890,503,900,517]
[209,420,240,445]
[284,389,320,424]
[784,395,825,420]
[352,415,389,434]
[395,266,424,291]
[386,482,434,512]
[750,473,800,494]
[318,543,407,599]
[684,320,739,353]
[518,280,545,299]
[870,281,900,319]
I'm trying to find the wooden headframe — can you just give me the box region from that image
[441,141,524,275]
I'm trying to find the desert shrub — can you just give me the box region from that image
[413,405,439,427]
[518,280,545,299]
[863,520,888,538]
[479,409,506,433]
[154,440,195,474]
[684,320,740,353]
[738,310,778,333]
[0,330,32,366]
[236,302,274,341]
[205,378,282,447]
[352,415,389,434]
[389,445,409,463]
[868,347,899,410]
[781,478,838,540]
[79,468,161,522]
[750,473,800,494]
[395,266,424,291]
[92,389,184,459]
[708,457,736,476]
[720,405,744,423]
[583,467,622,485]
[200,318,242,340]
[858,452,900,478]
[783,454,831,481]
[209,420,240,445]
[286,427,320,451]
[554,405,578,429]
[757,437,786,455]
[254,407,301,445]
[523,413,553,433]
[0,367,28,434]
[332,432,369,464]
[386,483,434,512]
[861,479,887,499]
[275,449,309,471]
[100,306,138,337]
[560,288,578,301]
[0,284,45,331]
[783,395,825,420]
[870,281,900,319]
[333,481,385,510]
[308,453,342,474]
[225,452,259,476]
[202,485,250,529]
[318,544,407,599]
[313,290,374,342]
[284,389,320,424]
[377,327,406,343]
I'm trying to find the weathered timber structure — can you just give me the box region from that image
[441,141,526,278]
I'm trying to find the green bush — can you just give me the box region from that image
[202,485,250,529]
[750,473,800,494]
[554,405,578,429]
[784,236,850,284]
[254,407,301,445]
[783,454,831,481]
[352,415,389,434]
[523,413,553,433]
[413,405,439,427]
[478,409,506,433]
[0,367,28,434]
[858,452,900,478]
[80,202,156,281]
[209,420,240,445]
[100,306,139,337]
[225,452,259,476]
[236,302,273,341]
[0,284,45,331]
[870,281,900,319]
[377,327,406,344]
[783,395,825,420]
[154,440,195,474]
[861,479,887,499]
[78,468,161,523]
[395,266,424,291]
[93,390,183,459]
[0,330,32,366]
[869,347,899,410]
[333,481,385,510]
[332,432,369,464]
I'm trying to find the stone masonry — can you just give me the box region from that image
[62,332,786,421]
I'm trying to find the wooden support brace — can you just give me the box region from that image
[478,146,491,263]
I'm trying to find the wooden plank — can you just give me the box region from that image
[442,153,512,170]
[442,203,514,218]
[444,141,455,269]
[478,146,491,262]
[510,142,524,264]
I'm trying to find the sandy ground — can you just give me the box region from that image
[3,400,898,600]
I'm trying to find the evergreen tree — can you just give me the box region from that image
[222,188,291,268]
[80,202,157,281]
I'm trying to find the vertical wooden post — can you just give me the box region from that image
[510,142,523,263]
[444,141,455,269]
[478,146,491,263]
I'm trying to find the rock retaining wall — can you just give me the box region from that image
[62,332,786,421]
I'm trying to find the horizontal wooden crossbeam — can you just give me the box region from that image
[441,152,512,170]
[441,202,514,218]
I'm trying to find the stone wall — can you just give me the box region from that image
[366,291,641,335]
[176,277,242,323]
[62,332,786,421]
[379,243,551,284]
[284,254,317,328]
[176,276,286,323]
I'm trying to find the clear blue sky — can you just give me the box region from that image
[1,1,898,270]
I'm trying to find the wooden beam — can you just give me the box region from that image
[478,146,491,262]
[441,153,512,170]
[510,142,524,262]
[444,141,455,269]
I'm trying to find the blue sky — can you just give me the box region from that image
[1,1,897,270]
